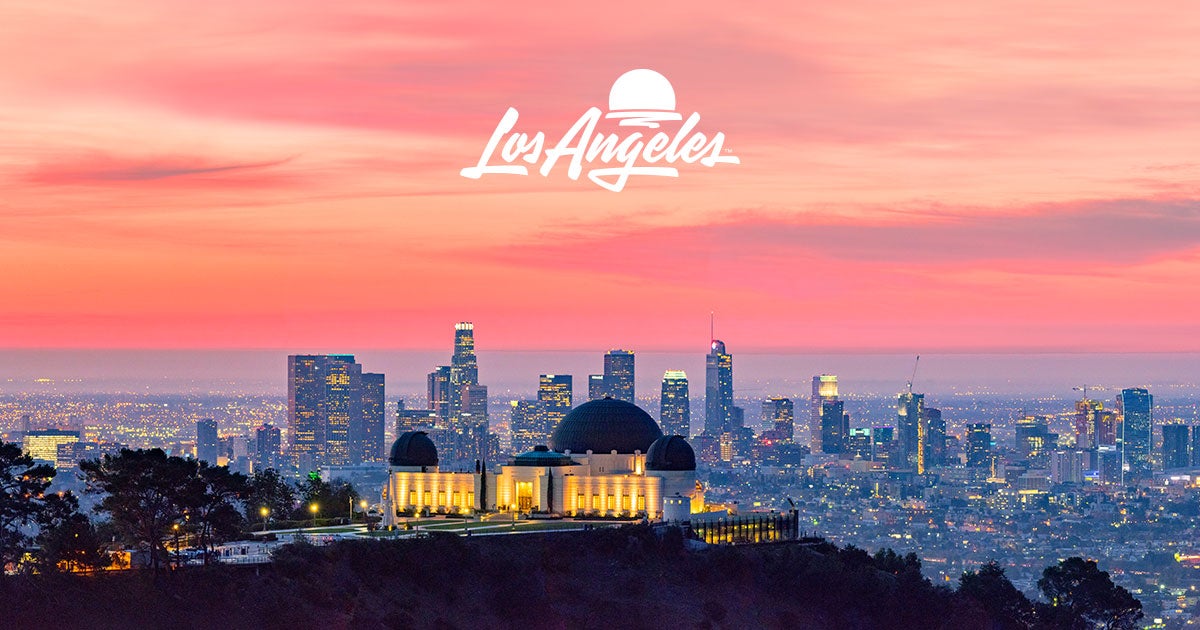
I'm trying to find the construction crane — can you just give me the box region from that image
[1073,385,1108,400]
[906,355,921,394]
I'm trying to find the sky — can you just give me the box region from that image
[2,1,1200,352]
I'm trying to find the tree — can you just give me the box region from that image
[33,492,113,573]
[81,449,194,571]
[0,440,56,570]
[246,468,296,524]
[295,475,359,522]
[1037,557,1142,630]
[183,462,249,565]
[960,560,1035,629]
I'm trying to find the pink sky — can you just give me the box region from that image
[2,1,1199,351]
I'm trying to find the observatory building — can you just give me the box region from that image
[381,397,704,525]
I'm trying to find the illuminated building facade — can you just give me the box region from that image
[811,375,838,453]
[381,398,704,523]
[537,374,573,437]
[897,392,925,470]
[704,340,733,435]
[588,374,605,401]
[966,423,992,468]
[254,423,281,472]
[23,429,80,466]
[660,370,690,438]
[602,349,635,403]
[360,373,386,463]
[196,418,219,464]
[922,407,946,468]
[427,366,452,421]
[820,399,848,455]
[762,396,793,442]
[1074,398,1103,449]
[1119,387,1153,481]
[287,354,383,470]
[1162,424,1190,470]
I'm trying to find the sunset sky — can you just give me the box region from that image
[2,1,1199,352]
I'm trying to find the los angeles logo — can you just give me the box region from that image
[461,69,740,192]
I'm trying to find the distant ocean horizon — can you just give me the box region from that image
[1,349,1198,400]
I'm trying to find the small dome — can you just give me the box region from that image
[513,445,578,467]
[550,397,663,455]
[646,435,696,471]
[389,431,438,467]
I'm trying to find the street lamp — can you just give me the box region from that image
[359,499,368,524]
[309,502,319,528]
[259,506,270,532]
[172,523,181,566]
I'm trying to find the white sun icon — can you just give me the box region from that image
[604,69,684,128]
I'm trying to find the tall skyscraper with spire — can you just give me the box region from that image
[449,322,479,416]
[705,339,733,436]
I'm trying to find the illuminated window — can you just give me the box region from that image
[452,492,461,506]
[408,490,416,505]
[637,495,645,511]
[622,495,631,511]
[577,494,586,510]
[467,492,475,506]
[423,491,431,505]
[592,494,600,509]
[606,495,615,510]
[438,491,446,506]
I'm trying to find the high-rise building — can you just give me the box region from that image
[538,374,573,438]
[810,375,838,453]
[449,322,479,416]
[846,428,873,460]
[287,354,378,470]
[922,408,946,468]
[588,375,606,401]
[1015,416,1052,461]
[1094,410,1118,447]
[897,392,925,470]
[510,399,543,454]
[705,340,733,435]
[1119,388,1153,481]
[660,370,690,438]
[1162,424,1190,470]
[603,350,635,403]
[360,372,386,463]
[873,426,894,467]
[196,418,220,464]
[427,366,452,420]
[762,397,794,442]
[461,384,489,418]
[820,399,847,455]
[254,424,281,472]
[966,423,992,468]
[1074,398,1103,449]
[23,429,80,466]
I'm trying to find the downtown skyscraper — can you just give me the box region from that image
[287,354,385,470]
[810,375,838,453]
[1119,387,1153,481]
[704,340,734,435]
[897,391,925,471]
[602,349,635,402]
[660,370,690,438]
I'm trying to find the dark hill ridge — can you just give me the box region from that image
[2,526,1131,629]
